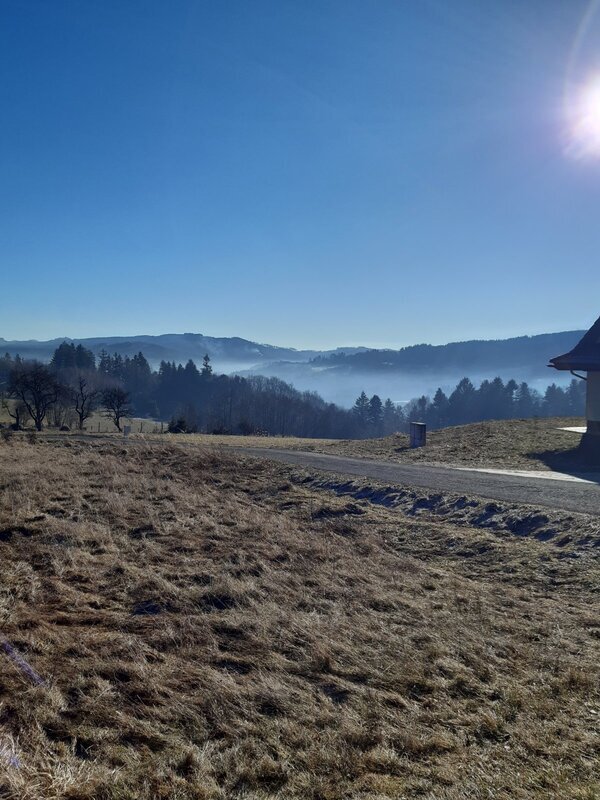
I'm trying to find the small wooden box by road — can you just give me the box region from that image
[410,422,426,448]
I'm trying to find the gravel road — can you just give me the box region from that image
[35,433,600,515]
[232,447,600,516]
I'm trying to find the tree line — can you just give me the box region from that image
[0,343,359,436]
[0,342,586,438]
[351,375,586,436]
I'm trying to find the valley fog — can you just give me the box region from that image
[233,364,574,408]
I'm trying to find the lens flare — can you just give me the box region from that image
[567,74,600,157]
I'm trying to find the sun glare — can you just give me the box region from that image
[567,74,600,158]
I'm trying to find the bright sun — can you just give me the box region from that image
[568,75,600,157]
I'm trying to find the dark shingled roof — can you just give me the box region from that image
[549,316,600,371]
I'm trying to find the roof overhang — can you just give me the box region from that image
[550,315,600,372]
[549,356,600,371]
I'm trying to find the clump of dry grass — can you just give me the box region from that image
[0,437,598,799]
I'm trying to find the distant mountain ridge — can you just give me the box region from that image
[308,330,584,373]
[0,333,369,370]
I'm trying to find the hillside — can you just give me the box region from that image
[243,330,586,405]
[310,330,584,373]
[0,437,598,798]
[182,417,588,471]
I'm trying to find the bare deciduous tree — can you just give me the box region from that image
[49,393,76,429]
[1,394,27,430]
[101,387,132,432]
[7,363,62,431]
[71,374,101,430]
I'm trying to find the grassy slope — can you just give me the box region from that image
[181,417,587,470]
[0,438,598,799]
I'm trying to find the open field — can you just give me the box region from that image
[0,437,598,799]
[0,404,162,435]
[3,413,590,470]
[178,417,588,471]
[79,414,163,435]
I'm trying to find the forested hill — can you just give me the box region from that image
[310,330,584,373]
[0,345,586,438]
[0,329,585,407]
[0,330,584,375]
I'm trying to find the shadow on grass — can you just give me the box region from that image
[529,435,600,484]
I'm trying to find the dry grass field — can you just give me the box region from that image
[79,414,163,435]
[182,417,588,471]
[0,404,162,435]
[0,436,598,799]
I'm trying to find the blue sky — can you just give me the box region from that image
[2,0,600,348]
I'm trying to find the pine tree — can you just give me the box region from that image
[97,350,111,375]
[368,394,383,434]
[544,384,569,417]
[50,342,77,371]
[431,388,449,428]
[488,377,507,420]
[382,398,400,435]
[448,377,476,425]
[74,344,95,370]
[111,353,124,381]
[514,382,536,418]
[565,378,585,416]
[415,395,429,420]
[505,379,518,416]
[201,354,213,377]
[352,391,370,432]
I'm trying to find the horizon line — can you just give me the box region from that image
[0,326,587,353]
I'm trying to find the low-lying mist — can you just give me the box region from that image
[234,364,572,408]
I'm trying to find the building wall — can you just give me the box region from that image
[586,372,600,433]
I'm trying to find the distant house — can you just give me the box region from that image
[550,315,600,439]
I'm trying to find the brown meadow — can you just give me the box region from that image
[178,417,587,471]
[0,436,598,799]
